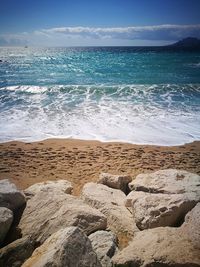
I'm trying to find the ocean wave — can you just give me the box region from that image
[1,83,200,94]
[0,85,48,94]
[0,84,200,145]
[1,84,200,113]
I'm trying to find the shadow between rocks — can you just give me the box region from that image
[2,203,26,247]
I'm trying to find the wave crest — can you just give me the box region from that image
[0,84,200,145]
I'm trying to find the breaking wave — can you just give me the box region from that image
[0,84,200,145]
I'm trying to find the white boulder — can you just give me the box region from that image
[0,179,26,211]
[19,190,107,244]
[112,204,200,267]
[22,227,102,267]
[128,169,200,199]
[24,180,73,199]
[81,183,138,236]
[89,230,118,267]
[180,202,200,249]
[98,173,132,193]
[125,191,197,229]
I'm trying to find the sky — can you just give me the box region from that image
[0,0,200,46]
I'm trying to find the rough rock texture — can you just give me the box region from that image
[125,191,196,229]
[112,227,200,266]
[112,204,200,267]
[81,183,138,235]
[24,180,73,199]
[129,169,200,198]
[0,237,35,267]
[19,190,107,244]
[181,203,200,249]
[0,207,13,245]
[98,173,132,193]
[22,227,102,267]
[89,230,118,267]
[0,179,26,211]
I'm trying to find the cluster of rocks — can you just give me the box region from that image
[0,169,199,267]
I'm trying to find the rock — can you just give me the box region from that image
[24,180,73,199]
[0,237,35,267]
[0,179,26,211]
[98,173,132,193]
[125,190,138,207]
[81,183,138,235]
[22,227,102,267]
[19,190,106,244]
[125,191,197,229]
[181,203,200,249]
[113,204,200,266]
[126,169,200,231]
[112,226,200,267]
[0,207,13,245]
[89,230,118,267]
[128,169,200,198]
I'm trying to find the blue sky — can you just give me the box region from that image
[0,0,200,46]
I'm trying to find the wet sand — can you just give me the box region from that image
[0,139,200,196]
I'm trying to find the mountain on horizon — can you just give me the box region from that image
[169,37,200,48]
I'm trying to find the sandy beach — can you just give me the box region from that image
[0,139,200,196]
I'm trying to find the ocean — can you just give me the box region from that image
[0,46,200,145]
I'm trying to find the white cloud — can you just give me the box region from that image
[0,33,28,46]
[40,24,200,40]
[0,24,200,46]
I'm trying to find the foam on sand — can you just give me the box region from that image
[0,84,200,145]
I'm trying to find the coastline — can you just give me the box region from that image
[0,138,200,196]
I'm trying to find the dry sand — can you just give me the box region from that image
[0,139,200,196]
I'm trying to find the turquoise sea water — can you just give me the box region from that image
[0,47,200,145]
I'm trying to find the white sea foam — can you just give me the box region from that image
[0,84,200,145]
[2,85,48,94]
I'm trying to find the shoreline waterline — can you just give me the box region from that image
[1,136,200,147]
[1,83,200,146]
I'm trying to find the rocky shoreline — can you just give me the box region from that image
[0,169,200,266]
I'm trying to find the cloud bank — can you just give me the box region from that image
[42,24,200,40]
[1,24,200,46]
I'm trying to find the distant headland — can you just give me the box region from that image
[169,37,200,48]
[131,37,200,52]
